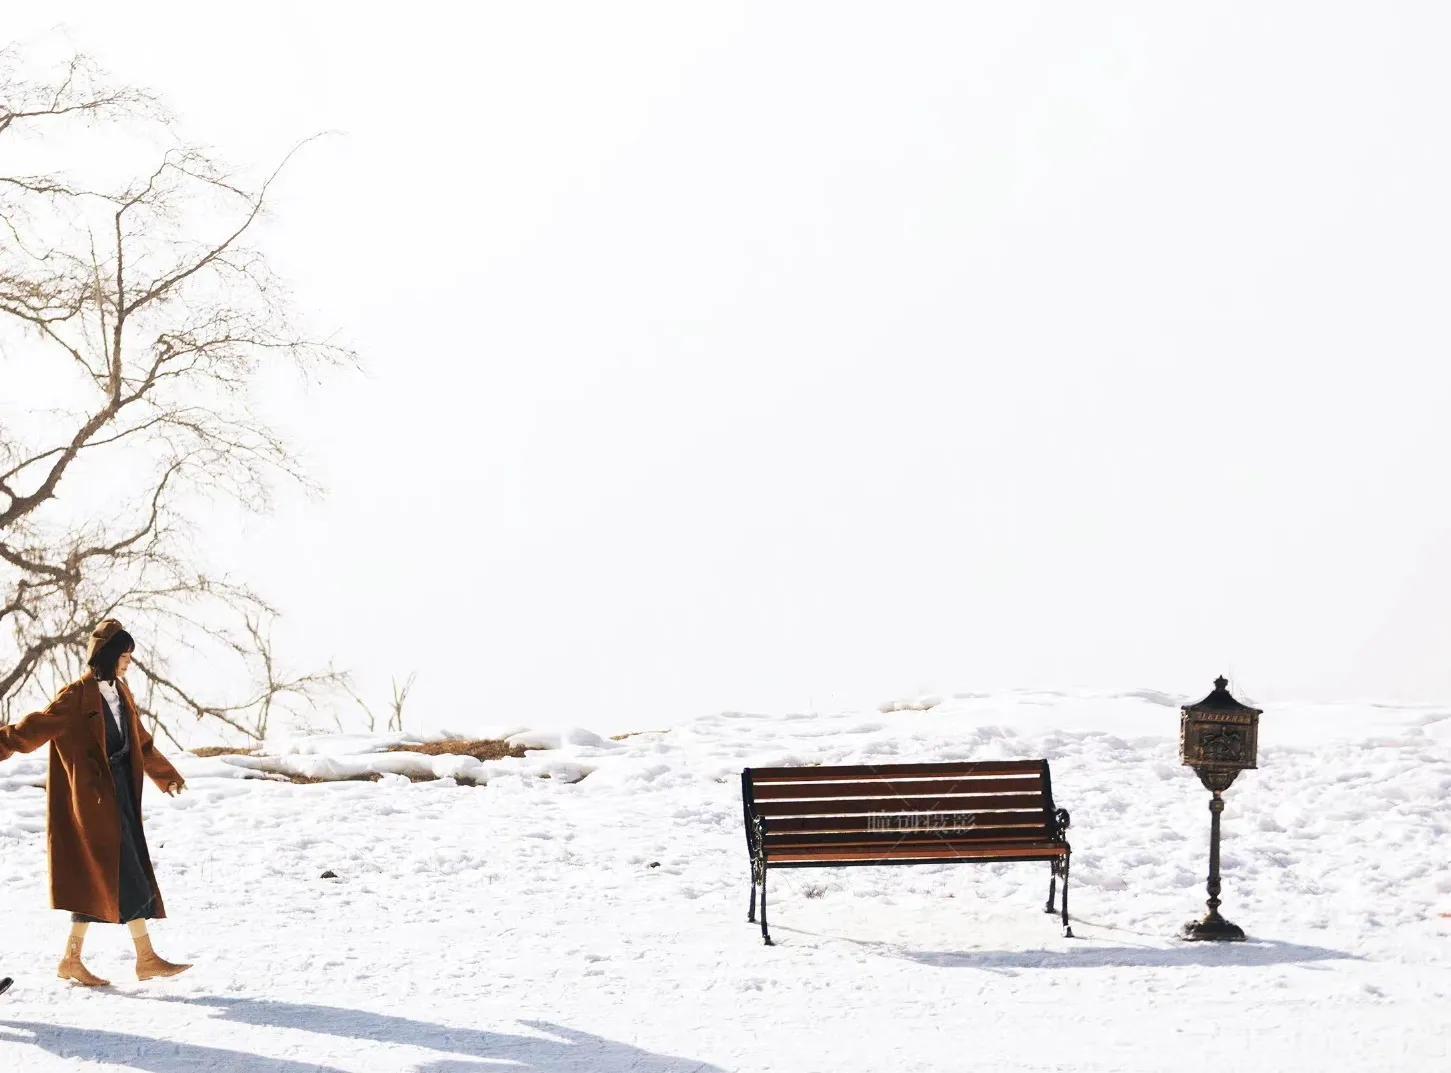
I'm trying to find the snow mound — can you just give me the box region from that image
[505,726,620,751]
[878,693,944,713]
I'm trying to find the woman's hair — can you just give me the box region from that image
[88,629,135,682]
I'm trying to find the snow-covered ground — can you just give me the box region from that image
[1,689,1448,1072]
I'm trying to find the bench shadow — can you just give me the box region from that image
[897,938,1358,971]
[0,1022,350,1073]
[115,995,723,1072]
[773,926,1358,971]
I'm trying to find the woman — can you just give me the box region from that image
[0,618,192,987]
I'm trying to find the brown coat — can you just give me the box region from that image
[0,670,182,921]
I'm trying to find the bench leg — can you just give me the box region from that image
[759,864,774,946]
[1044,861,1058,914]
[1060,855,1073,938]
[747,860,758,923]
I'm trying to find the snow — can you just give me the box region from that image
[1,690,1448,1071]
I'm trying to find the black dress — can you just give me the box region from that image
[71,690,159,924]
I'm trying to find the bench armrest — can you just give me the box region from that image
[1054,808,1071,838]
[741,770,771,863]
[747,814,768,866]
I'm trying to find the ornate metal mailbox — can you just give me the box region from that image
[1180,675,1260,793]
[1179,676,1261,941]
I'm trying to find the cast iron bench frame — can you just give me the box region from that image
[741,759,1072,945]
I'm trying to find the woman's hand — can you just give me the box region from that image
[163,778,186,796]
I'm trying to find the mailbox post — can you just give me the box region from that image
[1179,676,1261,941]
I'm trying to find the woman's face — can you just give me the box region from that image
[116,651,133,679]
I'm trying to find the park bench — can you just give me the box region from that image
[740,759,1072,945]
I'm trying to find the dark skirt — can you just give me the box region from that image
[71,738,160,925]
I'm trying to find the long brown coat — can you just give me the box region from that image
[0,670,182,922]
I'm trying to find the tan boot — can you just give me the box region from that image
[134,932,191,981]
[57,935,110,988]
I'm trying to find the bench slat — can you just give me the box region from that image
[751,776,1043,800]
[747,760,1044,783]
[766,843,1068,865]
[765,828,1054,850]
[762,810,1050,835]
[753,792,1047,818]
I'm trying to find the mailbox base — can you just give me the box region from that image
[1181,914,1246,942]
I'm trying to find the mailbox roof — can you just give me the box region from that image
[1183,676,1263,717]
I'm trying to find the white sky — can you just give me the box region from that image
[8,3,1451,731]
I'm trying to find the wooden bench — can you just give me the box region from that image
[741,759,1072,945]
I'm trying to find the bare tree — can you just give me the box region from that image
[343,671,417,735]
[386,672,417,734]
[0,48,354,742]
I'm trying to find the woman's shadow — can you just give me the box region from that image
[138,994,720,1072]
[0,1021,351,1073]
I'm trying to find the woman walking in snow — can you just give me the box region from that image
[0,618,192,987]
